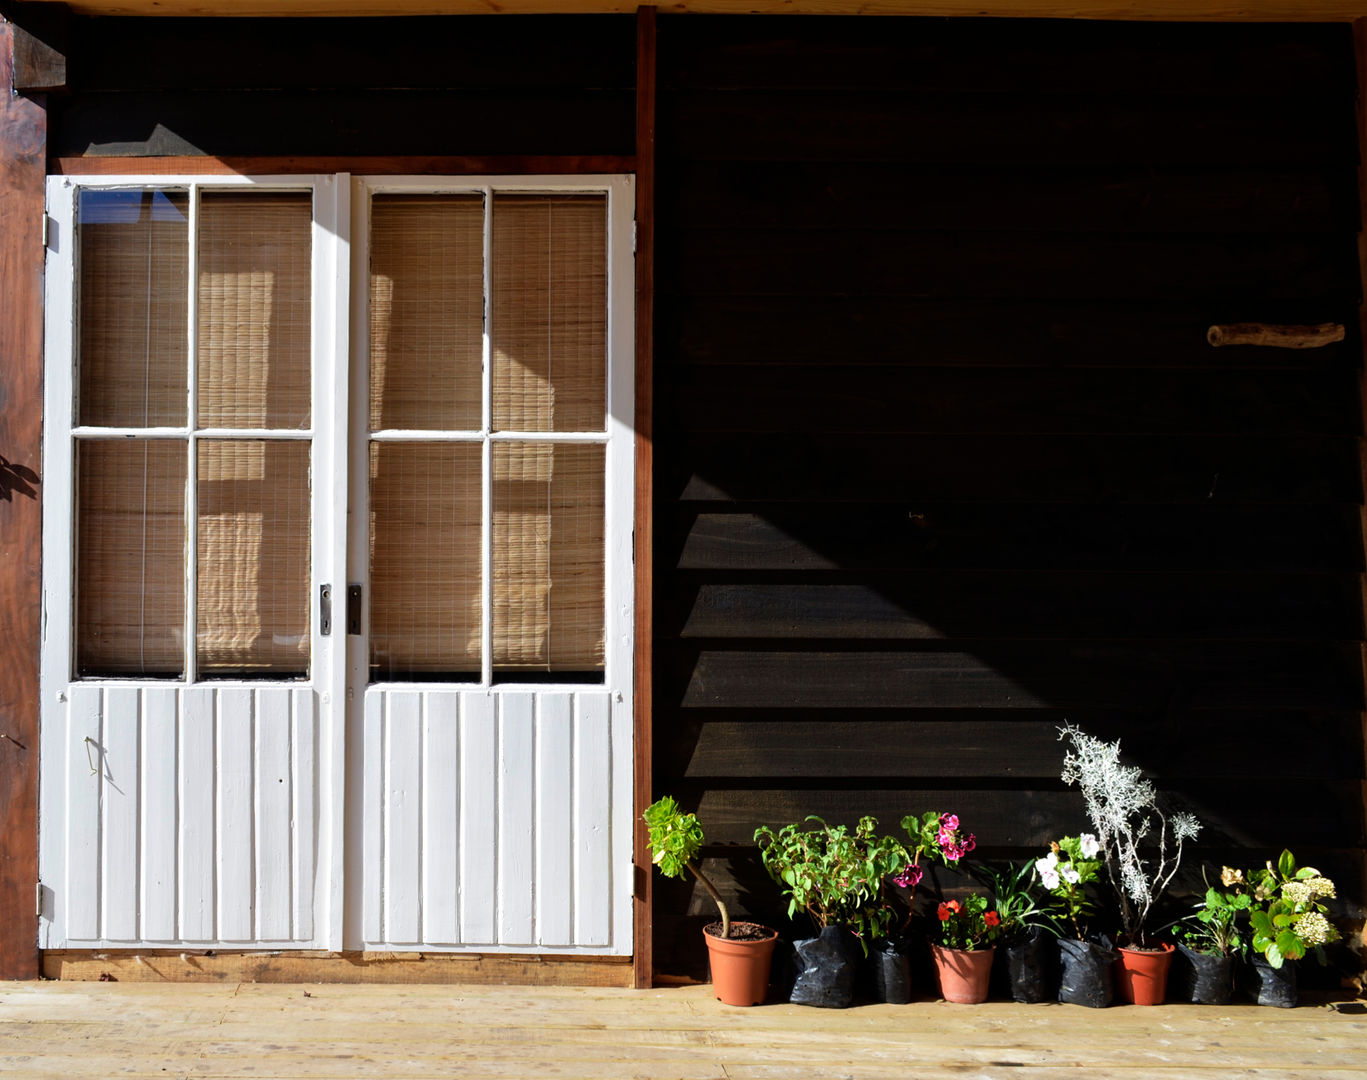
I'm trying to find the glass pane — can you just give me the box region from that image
[197,440,310,677]
[76,440,187,677]
[491,195,607,433]
[370,442,482,680]
[369,195,484,432]
[198,192,312,430]
[492,442,604,675]
[77,189,189,427]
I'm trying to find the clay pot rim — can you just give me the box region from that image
[702,921,778,943]
[1118,940,1176,956]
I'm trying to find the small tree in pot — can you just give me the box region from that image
[644,796,777,1006]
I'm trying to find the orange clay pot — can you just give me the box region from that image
[1115,942,1175,1006]
[930,944,996,1004]
[704,924,778,1007]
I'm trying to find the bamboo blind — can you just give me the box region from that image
[197,440,310,676]
[77,190,189,427]
[368,442,483,677]
[198,192,312,430]
[76,440,187,676]
[369,195,484,432]
[491,195,607,433]
[492,442,605,671]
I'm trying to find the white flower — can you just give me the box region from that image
[1061,865,1081,885]
[1296,911,1333,948]
[1079,834,1099,858]
[1039,866,1061,890]
[1037,852,1058,871]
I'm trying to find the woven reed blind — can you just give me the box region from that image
[491,195,606,433]
[77,190,189,427]
[197,440,310,676]
[198,192,312,430]
[369,195,483,432]
[76,440,187,676]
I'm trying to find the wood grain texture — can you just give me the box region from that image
[0,19,46,981]
[54,155,637,175]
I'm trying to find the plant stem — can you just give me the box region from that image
[687,862,731,939]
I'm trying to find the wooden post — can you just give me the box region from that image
[1353,17,1367,973]
[633,3,656,991]
[0,16,48,980]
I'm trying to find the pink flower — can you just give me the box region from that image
[893,864,924,889]
[962,834,976,854]
[940,814,959,831]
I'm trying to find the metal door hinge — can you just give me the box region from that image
[35,881,43,918]
[632,219,637,255]
[41,214,50,250]
[347,584,363,636]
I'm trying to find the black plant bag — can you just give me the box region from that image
[788,924,863,1008]
[1004,926,1061,1004]
[1242,954,1297,1008]
[1173,943,1236,1005]
[861,938,913,1005]
[1057,936,1116,1008]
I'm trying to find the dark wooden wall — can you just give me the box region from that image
[51,14,635,158]
[652,17,1367,977]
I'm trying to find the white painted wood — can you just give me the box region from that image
[140,687,179,941]
[361,689,384,945]
[497,694,536,945]
[536,693,574,947]
[101,687,141,942]
[422,691,461,945]
[459,691,498,945]
[255,688,293,941]
[65,686,103,943]
[216,687,254,942]
[576,692,613,948]
[384,691,422,944]
[292,688,317,944]
[180,687,217,943]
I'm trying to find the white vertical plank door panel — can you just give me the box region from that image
[217,687,254,942]
[384,691,422,944]
[101,687,140,942]
[361,689,384,944]
[255,688,293,941]
[497,693,536,946]
[575,692,613,947]
[141,687,179,941]
[422,691,461,945]
[536,693,574,947]
[459,691,498,945]
[292,688,317,944]
[65,686,103,943]
[180,686,217,943]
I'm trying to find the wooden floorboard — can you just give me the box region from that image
[0,983,1362,1079]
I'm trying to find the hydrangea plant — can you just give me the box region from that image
[1245,850,1340,968]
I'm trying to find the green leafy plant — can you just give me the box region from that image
[1176,868,1250,959]
[1035,835,1102,940]
[753,815,909,951]
[892,810,977,915]
[1245,850,1340,969]
[976,860,1053,943]
[644,796,735,938]
[932,894,1003,952]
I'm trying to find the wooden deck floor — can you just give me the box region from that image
[0,981,1363,1079]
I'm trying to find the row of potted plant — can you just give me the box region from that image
[645,725,1343,1009]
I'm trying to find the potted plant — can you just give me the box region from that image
[1241,850,1340,1008]
[1036,834,1114,1007]
[1172,868,1249,1005]
[752,815,908,1008]
[644,796,777,1007]
[928,894,1003,1003]
[978,859,1057,1003]
[1059,724,1201,1006]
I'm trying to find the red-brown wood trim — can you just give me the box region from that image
[632,3,656,992]
[0,20,47,981]
[1354,16,1367,949]
[52,154,637,176]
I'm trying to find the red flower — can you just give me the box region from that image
[984,911,1001,928]
[937,902,953,922]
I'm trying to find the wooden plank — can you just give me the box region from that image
[535,693,574,947]
[179,687,216,943]
[291,687,316,944]
[383,691,421,945]
[101,687,140,943]
[670,505,1364,575]
[10,15,66,92]
[459,692,497,945]
[254,687,293,942]
[634,0,657,992]
[673,434,1362,505]
[575,693,613,948]
[497,694,536,946]
[0,18,46,978]
[53,154,638,176]
[216,687,254,943]
[65,687,102,943]
[422,691,461,946]
[361,690,383,944]
[41,951,632,986]
[139,687,178,942]
[1353,14,1367,942]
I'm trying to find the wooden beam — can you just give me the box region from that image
[44,951,634,986]
[13,0,1367,20]
[0,18,46,981]
[53,154,637,176]
[5,3,66,92]
[1207,322,1347,348]
[632,2,656,992]
[1353,15,1367,977]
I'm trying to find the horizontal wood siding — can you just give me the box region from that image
[652,16,1366,978]
[52,16,634,159]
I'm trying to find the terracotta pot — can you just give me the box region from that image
[1115,942,1174,1006]
[704,924,778,1007]
[930,944,995,1004]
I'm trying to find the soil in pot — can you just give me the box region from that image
[1115,942,1175,1006]
[1058,936,1116,1008]
[1173,943,1235,1005]
[788,924,862,1008]
[1003,925,1060,1004]
[1241,954,1298,1008]
[703,922,777,1007]
[931,944,995,1004]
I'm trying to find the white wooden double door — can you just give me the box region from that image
[39,173,636,955]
